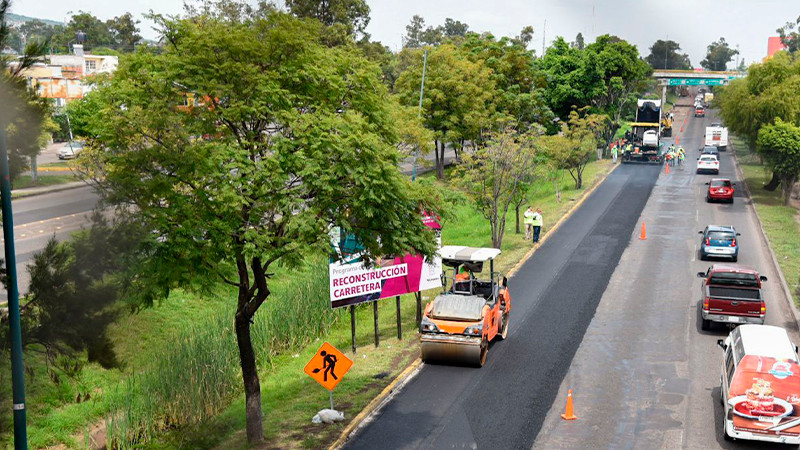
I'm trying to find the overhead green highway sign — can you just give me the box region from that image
[667,78,726,86]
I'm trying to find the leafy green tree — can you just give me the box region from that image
[18,18,57,44]
[286,0,370,37]
[537,134,571,202]
[79,11,440,444]
[778,16,800,54]
[757,119,800,204]
[536,37,605,118]
[645,39,692,70]
[562,107,604,188]
[402,15,469,48]
[395,44,495,179]
[514,25,534,48]
[700,37,738,71]
[106,12,141,51]
[456,128,536,248]
[572,32,585,50]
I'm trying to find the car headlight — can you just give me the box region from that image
[420,316,439,333]
[464,323,483,336]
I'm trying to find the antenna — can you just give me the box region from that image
[542,19,547,56]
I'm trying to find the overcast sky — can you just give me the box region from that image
[11,0,798,67]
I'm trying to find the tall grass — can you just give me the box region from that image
[105,263,339,448]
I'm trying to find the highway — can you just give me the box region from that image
[0,185,99,301]
[344,97,800,449]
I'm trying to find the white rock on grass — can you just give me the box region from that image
[312,409,345,424]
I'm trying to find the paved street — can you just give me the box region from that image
[0,185,99,300]
[532,104,800,448]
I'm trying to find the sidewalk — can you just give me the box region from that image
[11,181,88,199]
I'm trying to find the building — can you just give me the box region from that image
[22,44,118,106]
[766,36,787,60]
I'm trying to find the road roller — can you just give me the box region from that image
[420,246,511,367]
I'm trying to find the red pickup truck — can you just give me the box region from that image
[698,264,767,330]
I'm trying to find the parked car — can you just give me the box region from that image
[706,179,735,203]
[701,146,720,157]
[699,264,766,330]
[699,225,740,261]
[696,154,719,174]
[57,141,84,160]
[695,106,706,117]
[717,325,800,445]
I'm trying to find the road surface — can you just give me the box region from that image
[533,102,799,448]
[346,161,661,448]
[0,185,99,301]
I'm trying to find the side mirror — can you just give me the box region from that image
[697,272,706,278]
[705,182,710,185]
[736,233,741,236]
[795,344,798,354]
[717,339,727,350]
[698,231,704,234]
[501,276,508,287]
[732,182,737,186]
[760,276,768,282]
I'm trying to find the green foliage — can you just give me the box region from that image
[286,0,370,37]
[757,119,800,204]
[778,16,800,54]
[403,15,470,48]
[645,39,692,70]
[700,37,738,71]
[455,128,536,247]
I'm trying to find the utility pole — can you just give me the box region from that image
[542,19,547,57]
[411,48,428,182]
[0,126,28,448]
[664,35,669,69]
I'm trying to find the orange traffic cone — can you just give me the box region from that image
[561,389,578,420]
[665,162,670,174]
[639,221,647,240]
[676,136,680,145]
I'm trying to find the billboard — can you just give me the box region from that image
[329,214,442,309]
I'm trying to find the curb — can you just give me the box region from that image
[730,144,800,326]
[329,359,422,450]
[329,160,621,449]
[11,182,88,200]
[508,160,621,277]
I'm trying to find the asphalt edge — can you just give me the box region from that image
[328,159,621,450]
[730,144,800,327]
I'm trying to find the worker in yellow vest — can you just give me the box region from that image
[531,208,543,244]
[523,206,535,240]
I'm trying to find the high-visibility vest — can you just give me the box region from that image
[524,210,535,225]
[531,213,543,227]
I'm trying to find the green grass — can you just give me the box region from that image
[38,161,72,169]
[733,135,800,305]
[3,158,617,449]
[12,174,77,190]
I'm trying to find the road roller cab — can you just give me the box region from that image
[420,246,511,367]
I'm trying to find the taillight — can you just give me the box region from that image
[730,238,736,247]
[705,237,710,246]
[761,302,766,315]
[703,299,709,311]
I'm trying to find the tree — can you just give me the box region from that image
[645,39,691,70]
[286,0,370,37]
[538,134,571,202]
[514,25,534,48]
[402,15,469,48]
[79,10,440,444]
[562,107,603,189]
[18,18,57,45]
[700,37,738,71]
[1,0,52,182]
[106,12,141,51]
[778,16,800,54]
[572,32,585,50]
[394,44,495,179]
[456,128,536,248]
[757,119,800,204]
[536,37,605,119]
[53,11,115,51]
[403,14,426,48]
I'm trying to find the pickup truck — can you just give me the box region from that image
[698,264,767,330]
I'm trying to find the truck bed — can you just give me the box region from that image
[708,286,761,301]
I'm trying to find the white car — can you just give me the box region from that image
[696,154,719,174]
[57,141,84,160]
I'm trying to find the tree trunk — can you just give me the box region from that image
[514,204,521,234]
[764,172,780,191]
[235,309,263,443]
[436,141,445,180]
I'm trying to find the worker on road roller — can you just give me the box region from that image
[420,246,512,367]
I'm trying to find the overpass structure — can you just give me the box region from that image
[652,69,745,86]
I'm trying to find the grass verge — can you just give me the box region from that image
[732,135,800,305]
[12,173,77,190]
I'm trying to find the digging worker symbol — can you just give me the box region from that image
[313,350,338,382]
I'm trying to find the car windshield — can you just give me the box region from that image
[711,180,731,187]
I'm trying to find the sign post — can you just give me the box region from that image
[304,342,354,411]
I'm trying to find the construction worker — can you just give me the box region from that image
[611,143,618,164]
[677,146,685,167]
[455,266,470,281]
[531,208,543,244]
[523,206,535,240]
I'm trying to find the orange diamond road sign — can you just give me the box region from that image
[304,342,353,391]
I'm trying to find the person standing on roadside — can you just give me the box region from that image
[523,206,535,240]
[531,208,543,244]
[611,143,618,164]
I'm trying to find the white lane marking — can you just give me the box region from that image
[692,243,696,262]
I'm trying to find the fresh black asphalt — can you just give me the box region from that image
[344,164,661,449]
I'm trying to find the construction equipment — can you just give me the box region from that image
[621,99,665,164]
[419,246,511,367]
[661,115,673,137]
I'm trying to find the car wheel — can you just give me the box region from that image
[731,256,738,263]
[701,318,711,331]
